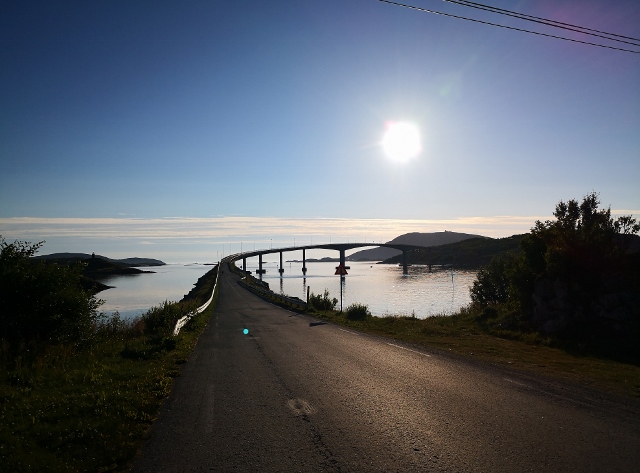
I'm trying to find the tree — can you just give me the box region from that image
[0,237,103,351]
[470,255,512,306]
[527,193,639,339]
[469,193,640,345]
[532,192,631,272]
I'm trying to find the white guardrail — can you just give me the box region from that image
[173,263,220,336]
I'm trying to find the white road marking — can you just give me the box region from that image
[338,328,359,335]
[387,343,431,357]
[503,378,528,387]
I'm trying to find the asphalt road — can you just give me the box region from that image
[131,267,640,472]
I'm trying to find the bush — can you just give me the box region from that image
[308,289,338,311]
[345,303,370,320]
[470,255,512,305]
[0,237,103,351]
[141,300,186,337]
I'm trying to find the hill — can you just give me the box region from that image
[81,257,155,276]
[383,234,526,267]
[31,254,162,294]
[348,231,486,261]
[34,253,165,267]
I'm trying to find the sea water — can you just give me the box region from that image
[97,260,476,320]
[251,260,476,319]
[96,263,213,320]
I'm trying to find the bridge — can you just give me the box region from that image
[227,243,423,276]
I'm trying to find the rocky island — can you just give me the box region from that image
[33,253,166,293]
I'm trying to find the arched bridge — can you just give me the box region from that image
[228,243,423,275]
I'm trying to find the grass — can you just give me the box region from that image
[307,305,640,400]
[0,267,218,472]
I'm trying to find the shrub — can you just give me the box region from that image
[345,303,371,320]
[470,255,512,306]
[308,289,338,311]
[142,300,185,337]
[0,237,103,351]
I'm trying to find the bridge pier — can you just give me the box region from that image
[402,250,408,274]
[256,254,266,275]
[279,251,284,274]
[243,257,246,273]
[302,249,307,274]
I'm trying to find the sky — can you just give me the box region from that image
[1,0,639,262]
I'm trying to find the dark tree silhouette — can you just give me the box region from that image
[470,193,640,355]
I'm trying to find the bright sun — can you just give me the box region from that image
[382,121,422,162]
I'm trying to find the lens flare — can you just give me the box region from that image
[243,328,249,335]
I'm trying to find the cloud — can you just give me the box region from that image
[6,212,636,263]
[0,215,555,243]
[612,209,640,216]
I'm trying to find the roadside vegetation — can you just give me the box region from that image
[468,192,640,361]
[0,237,218,472]
[308,289,338,311]
[307,193,640,398]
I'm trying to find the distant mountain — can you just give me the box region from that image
[287,257,340,263]
[117,257,166,267]
[348,231,487,261]
[383,234,526,267]
[380,232,640,268]
[34,253,165,267]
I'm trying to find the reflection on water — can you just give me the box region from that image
[96,264,212,320]
[97,261,475,321]
[248,261,476,319]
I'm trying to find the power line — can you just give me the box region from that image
[377,0,640,54]
[456,0,640,43]
[440,0,640,46]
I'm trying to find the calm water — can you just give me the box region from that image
[244,260,476,318]
[97,261,476,320]
[96,264,214,320]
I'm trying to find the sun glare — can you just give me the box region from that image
[382,121,422,162]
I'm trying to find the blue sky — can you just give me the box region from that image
[1,0,639,261]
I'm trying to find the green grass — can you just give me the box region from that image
[308,305,640,399]
[0,268,218,472]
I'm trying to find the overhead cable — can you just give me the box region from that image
[439,0,640,46]
[377,0,640,54]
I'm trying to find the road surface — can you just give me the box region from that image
[131,266,640,472]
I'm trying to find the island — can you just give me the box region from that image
[33,253,166,293]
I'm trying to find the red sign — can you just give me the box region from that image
[335,264,348,275]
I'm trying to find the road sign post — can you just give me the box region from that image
[335,264,347,311]
[334,264,348,276]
